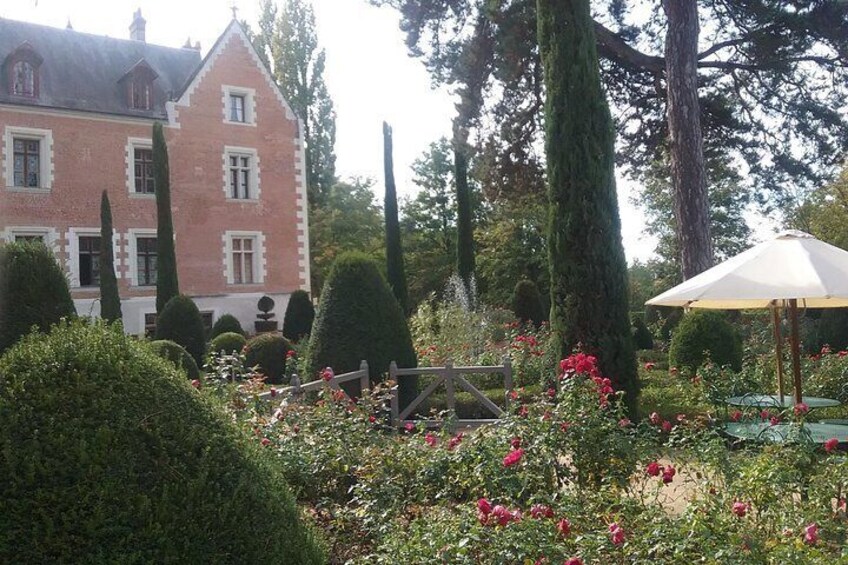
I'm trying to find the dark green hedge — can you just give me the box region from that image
[210,331,247,356]
[0,241,76,353]
[669,310,742,374]
[155,295,206,366]
[0,320,324,564]
[245,333,292,385]
[307,252,417,404]
[210,313,244,339]
[511,279,545,327]
[148,339,201,380]
[283,290,315,343]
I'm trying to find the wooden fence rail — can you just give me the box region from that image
[257,360,370,403]
[390,357,512,429]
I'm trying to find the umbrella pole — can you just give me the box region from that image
[789,299,803,405]
[772,305,785,403]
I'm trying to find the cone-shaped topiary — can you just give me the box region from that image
[99,190,122,323]
[211,332,247,356]
[210,313,244,339]
[0,320,324,564]
[511,280,545,327]
[307,252,417,405]
[153,122,179,314]
[155,295,206,367]
[0,241,76,354]
[669,310,742,374]
[632,313,654,350]
[244,333,293,385]
[383,122,409,313]
[538,0,639,416]
[148,339,201,380]
[283,290,315,342]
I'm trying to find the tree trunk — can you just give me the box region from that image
[663,0,713,279]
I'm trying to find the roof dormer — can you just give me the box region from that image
[119,59,158,111]
[5,42,43,99]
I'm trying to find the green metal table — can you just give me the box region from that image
[724,394,841,409]
[723,422,848,444]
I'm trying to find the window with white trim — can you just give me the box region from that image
[4,126,53,191]
[136,236,157,286]
[78,235,101,287]
[224,231,264,285]
[3,226,57,249]
[67,228,119,288]
[223,147,259,200]
[134,148,154,194]
[222,85,256,125]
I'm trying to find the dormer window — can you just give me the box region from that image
[5,42,42,99]
[120,60,157,111]
[131,77,151,110]
[12,61,36,97]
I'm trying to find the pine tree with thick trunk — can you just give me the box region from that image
[537,0,638,416]
[153,122,179,314]
[454,141,475,294]
[99,190,122,323]
[663,0,713,279]
[383,122,408,313]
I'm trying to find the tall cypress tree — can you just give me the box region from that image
[383,122,408,313]
[99,190,122,323]
[454,143,475,294]
[537,0,638,416]
[153,122,179,314]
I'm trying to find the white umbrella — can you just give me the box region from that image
[647,230,848,404]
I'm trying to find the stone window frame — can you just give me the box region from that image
[2,225,59,251]
[221,85,257,126]
[222,146,260,201]
[125,137,155,198]
[222,230,265,286]
[3,126,54,192]
[66,227,120,289]
[126,228,158,287]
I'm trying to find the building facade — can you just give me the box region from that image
[0,12,310,335]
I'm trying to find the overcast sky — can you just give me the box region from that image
[2,0,666,261]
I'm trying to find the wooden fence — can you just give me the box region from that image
[258,358,514,429]
[389,358,512,428]
[256,360,370,403]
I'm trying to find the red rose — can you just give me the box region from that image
[732,501,748,517]
[503,448,524,467]
[260,437,271,447]
[793,402,809,416]
[662,465,676,484]
[609,523,625,546]
[661,421,673,433]
[644,362,655,370]
[804,522,818,545]
[404,422,415,433]
[477,498,492,515]
[511,437,522,449]
[556,518,571,536]
[730,410,742,422]
[321,367,334,381]
[368,415,376,424]
[190,379,201,389]
[424,432,437,447]
[530,504,553,519]
[646,461,661,477]
[824,437,839,453]
[564,558,583,565]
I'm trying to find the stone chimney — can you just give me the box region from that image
[130,9,146,42]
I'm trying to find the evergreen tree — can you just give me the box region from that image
[153,122,179,314]
[256,0,336,207]
[383,122,408,312]
[454,143,475,292]
[537,0,638,416]
[99,190,122,323]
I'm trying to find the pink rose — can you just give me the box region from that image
[404,422,415,432]
[424,432,437,447]
[732,501,748,517]
[260,437,271,447]
[556,517,571,536]
[190,379,201,389]
[564,559,583,565]
[824,438,839,453]
[530,504,553,519]
[804,522,818,545]
[644,362,655,370]
[609,522,625,546]
[618,418,631,428]
[794,402,809,416]
[321,367,334,381]
[662,465,676,484]
[649,412,661,425]
[503,448,524,467]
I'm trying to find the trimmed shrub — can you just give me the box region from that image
[245,333,292,385]
[148,339,200,380]
[210,313,244,339]
[283,290,315,342]
[632,313,654,350]
[511,279,545,327]
[814,308,848,352]
[0,320,324,564]
[669,310,742,374]
[155,295,206,366]
[211,332,247,355]
[0,241,76,353]
[307,252,417,405]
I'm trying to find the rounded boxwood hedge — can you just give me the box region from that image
[632,313,654,350]
[210,331,247,355]
[148,339,201,380]
[511,279,545,327]
[244,333,292,385]
[0,240,76,353]
[669,310,742,374]
[307,252,417,405]
[283,289,315,342]
[0,320,324,564]
[155,294,207,367]
[210,313,244,339]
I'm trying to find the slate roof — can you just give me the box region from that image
[0,17,202,119]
